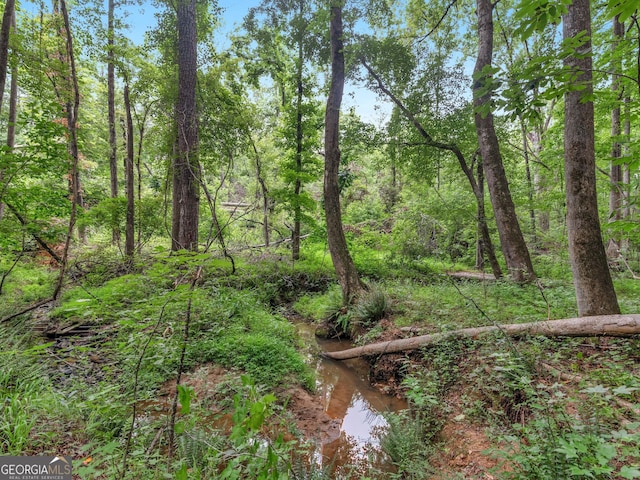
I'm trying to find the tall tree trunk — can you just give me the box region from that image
[107,0,119,244]
[563,0,620,316]
[608,15,624,255]
[135,103,152,252]
[0,0,15,114]
[172,0,200,251]
[54,0,80,299]
[124,83,135,258]
[622,95,631,221]
[0,9,16,223]
[292,32,304,261]
[473,0,535,283]
[324,3,363,303]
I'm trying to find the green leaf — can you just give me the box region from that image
[581,385,609,394]
[177,385,193,415]
[620,466,640,479]
[613,386,637,396]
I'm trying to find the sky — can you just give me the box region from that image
[118,0,390,124]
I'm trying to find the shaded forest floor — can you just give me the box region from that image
[1,242,640,479]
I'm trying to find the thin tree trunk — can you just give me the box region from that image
[622,95,631,221]
[324,3,363,302]
[134,102,152,252]
[323,315,640,360]
[54,0,80,299]
[563,0,620,316]
[124,83,135,258]
[474,156,500,275]
[608,15,624,251]
[250,136,270,247]
[520,120,536,243]
[292,0,304,261]
[172,0,200,251]
[107,0,119,244]
[473,0,535,283]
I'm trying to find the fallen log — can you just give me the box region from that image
[447,271,496,281]
[322,314,640,360]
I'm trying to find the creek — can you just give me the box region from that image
[295,322,408,472]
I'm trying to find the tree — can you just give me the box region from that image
[241,0,323,261]
[0,0,16,222]
[563,0,620,316]
[172,0,200,251]
[0,0,15,114]
[473,0,535,283]
[324,2,363,302]
[123,81,135,258]
[107,0,119,244]
[608,14,624,251]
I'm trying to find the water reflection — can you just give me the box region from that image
[296,323,407,473]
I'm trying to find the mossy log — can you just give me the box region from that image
[322,314,640,360]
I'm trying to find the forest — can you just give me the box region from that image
[1,0,639,478]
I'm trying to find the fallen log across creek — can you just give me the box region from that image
[321,314,640,360]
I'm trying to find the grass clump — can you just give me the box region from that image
[352,284,390,326]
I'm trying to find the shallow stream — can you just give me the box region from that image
[296,323,408,471]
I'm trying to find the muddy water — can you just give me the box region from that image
[296,323,408,471]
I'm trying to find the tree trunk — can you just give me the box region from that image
[292,37,303,261]
[0,10,17,223]
[323,314,640,360]
[608,15,624,255]
[172,0,200,251]
[107,0,119,245]
[473,0,535,283]
[54,0,80,299]
[520,119,537,244]
[251,136,270,247]
[324,3,363,302]
[124,83,135,258]
[0,0,15,114]
[622,95,631,221]
[474,156,502,276]
[563,0,620,316]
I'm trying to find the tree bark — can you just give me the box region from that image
[608,15,624,252]
[0,0,15,114]
[323,314,640,360]
[563,0,620,316]
[324,3,363,302]
[0,10,17,223]
[107,0,119,245]
[172,0,200,251]
[124,83,135,258]
[473,0,535,283]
